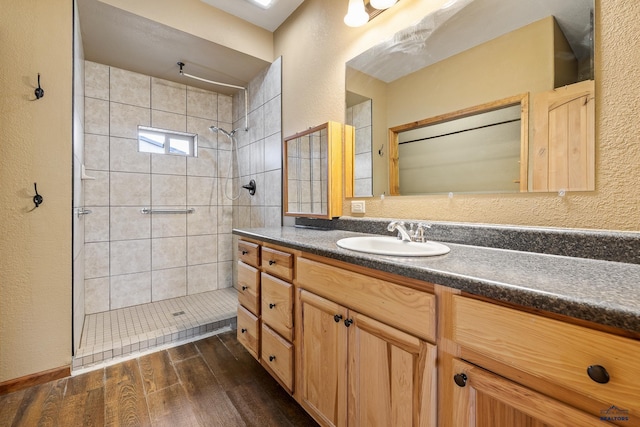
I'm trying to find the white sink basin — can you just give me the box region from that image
[336,236,450,257]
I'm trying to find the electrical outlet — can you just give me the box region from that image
[351,200,365,214]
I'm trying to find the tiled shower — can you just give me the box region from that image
[74,58,282,369]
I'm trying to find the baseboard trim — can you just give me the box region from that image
[0,365,70,395]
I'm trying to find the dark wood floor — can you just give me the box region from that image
[0,331,318,427]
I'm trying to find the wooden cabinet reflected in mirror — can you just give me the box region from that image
[283,121,354,219]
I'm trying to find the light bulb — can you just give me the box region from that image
[370,0,397,9]
[344,0,369,27]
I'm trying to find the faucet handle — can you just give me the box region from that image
[415,223,431,243]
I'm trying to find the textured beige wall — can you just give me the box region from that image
[100,0,274,62]
[0,0,73,382]
[275,0,640,232]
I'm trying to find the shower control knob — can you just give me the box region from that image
[242,179,257,196]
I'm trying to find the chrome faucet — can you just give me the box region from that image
[387,221,412,242]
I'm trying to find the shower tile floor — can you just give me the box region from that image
[73,287,238,371]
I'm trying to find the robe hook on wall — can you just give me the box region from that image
[33,183,43,208]
[34,73,44,100]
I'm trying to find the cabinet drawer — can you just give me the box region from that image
[237,261,260,315]
[237,305,260,360]
[452,295,640,414]
[261,324,294,393]
[261,273,294,341]
[296,258,436,342]
[238,240,260,267]
[262,247,294,282]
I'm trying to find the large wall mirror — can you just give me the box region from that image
[345,0,595,197]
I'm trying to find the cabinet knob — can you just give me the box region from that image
[241,328,247,334]
[453,373,468,387]
[269,303,276,309]
[587,365,610,384]
[344,318,354,327]
[269,260,276,265]
[241,286,248,291]
[334,314,343,323]
[269,355,276,362]
[241,250,248,255]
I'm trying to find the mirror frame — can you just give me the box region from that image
[388,93,529,195]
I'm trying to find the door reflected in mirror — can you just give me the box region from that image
[345,0,594,196]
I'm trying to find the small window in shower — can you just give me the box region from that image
[138,126,198,157]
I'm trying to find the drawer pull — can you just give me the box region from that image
[587,365,610,384]
[241,328,247,333]
[269,303,276,309]
[241,250,248,255]
[241,286,248,291]
[453,373,468,387]
[344,318,354,327]
[268,260,276,265]
[269,355,276,362]
[334,314,343,323]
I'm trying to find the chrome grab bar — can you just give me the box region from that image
[140,207,195,215]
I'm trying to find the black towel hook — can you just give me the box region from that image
[33,183,43,208]
[34,74,44,99]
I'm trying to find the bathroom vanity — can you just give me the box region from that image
[234,223,640,426]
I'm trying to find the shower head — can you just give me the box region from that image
[209,126,239,138]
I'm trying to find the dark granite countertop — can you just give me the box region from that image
[233,226,640,334]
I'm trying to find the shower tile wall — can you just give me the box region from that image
[346,99,373,197]
[233,57,283,230]
[83,61,235,314]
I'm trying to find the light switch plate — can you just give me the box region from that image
[351,200,365,214]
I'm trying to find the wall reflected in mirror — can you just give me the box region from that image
[345,0,594,197]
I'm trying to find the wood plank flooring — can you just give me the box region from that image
[0,331,318,427]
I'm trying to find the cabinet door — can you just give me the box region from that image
[450,359,613,427]
[237,261,260,315]
[261,273,293,341]
[347,312,437,427]
[298,290,348,427]
[532,79,595,192]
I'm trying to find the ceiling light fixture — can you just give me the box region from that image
[247,0,273,9]
[370,0,397,9]
[344,0,369,27]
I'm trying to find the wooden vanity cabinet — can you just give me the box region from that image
[295,257,438,427]
[441,292,640,426]
[236,239,295,392]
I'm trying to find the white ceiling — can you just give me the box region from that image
[77,0,275,95]
[199,0,305,32]
[348,0,594,83]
